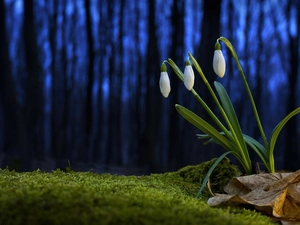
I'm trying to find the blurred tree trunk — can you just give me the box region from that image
[141,0,161,171]
[105,2,114,165]
[93,0,107,162]
[224,0,234,94]
[84,0,94,160]
[50,0,69,164]
[193,0,222,160]
[254,0,263,142]
[62,31,72,163]
[114,0,124,165]
[255,0,263,120]
[117,1,125,165]
[243,0,252,134]
[248,0,264,165]
[106,0,123,165]
[22,0,43,168]
[284,0,299,171]
[50,0,60,160]
[67,5,78,162]
[0,0,26,169]
[197,0,221,103]
[134,2,144,167]
[167,0,185,170]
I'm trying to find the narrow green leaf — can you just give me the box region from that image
[196,151,233,198]
[214,82,251,171]
[243,134,270,172]
[167,55,234,141]
[214,82,245,146]
[175,104,233,151]
[269,107,300,156]
[199,132,267,161]
[243,134,267,158]
[176,105,248,170]
[218,37,270,153]
[188,52,235,141]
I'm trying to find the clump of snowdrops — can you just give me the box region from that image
[159,37,300,197]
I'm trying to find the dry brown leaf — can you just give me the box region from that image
[208,170,300,223]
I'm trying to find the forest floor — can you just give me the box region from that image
[0,158,275,225]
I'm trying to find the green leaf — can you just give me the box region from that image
[214,82,245,147]
[218,37,270,155]
[243,134,267,158]
[175,104,233,151]
[196,151,233,198]
[269,107,300,156]
[169,53,235,142]
[176,105,248,170]
[214,82,251,172]
[196,134,211,139]
[243,134,270,172]
[198,132,270,172]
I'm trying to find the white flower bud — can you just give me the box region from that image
[159,71,171,98]
[213,50,226,78]
[183,61,194,90]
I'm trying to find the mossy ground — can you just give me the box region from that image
[0,158,275,225]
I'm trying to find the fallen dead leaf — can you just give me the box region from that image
[207,170,300,223]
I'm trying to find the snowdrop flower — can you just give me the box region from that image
[183,60,194,90]
[213,42,226,78]
[159,63,171,98]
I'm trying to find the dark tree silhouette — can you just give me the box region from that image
[167,0,185,170]
[198,0,221,98]
[254,0,263,137]
[192,0,223,161]
[106,0,124,165]
[92,0,107,163]
[22,0,43,169]
[49,0,71,166]
[142,0,162,172]
[285,0,300,171]
[84,0,95,161]
[0,0,24,169]
[133,2,143,166]
[50,0,63,161]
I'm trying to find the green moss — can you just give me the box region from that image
[177,157,241,195]
[0,160,273,225]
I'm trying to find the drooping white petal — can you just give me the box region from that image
[213,50,226,78]
[159,71,171,98]
[184,65,194,90]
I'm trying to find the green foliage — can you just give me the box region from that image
[0,163,272,225]
[162,37,300,182]
[178,157,240,196]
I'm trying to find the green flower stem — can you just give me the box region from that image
[164,59,252,175]
[188,53,252,174]
[163,59,232,141]
[217,37,272,172]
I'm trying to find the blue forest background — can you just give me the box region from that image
[0,0,299,174]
